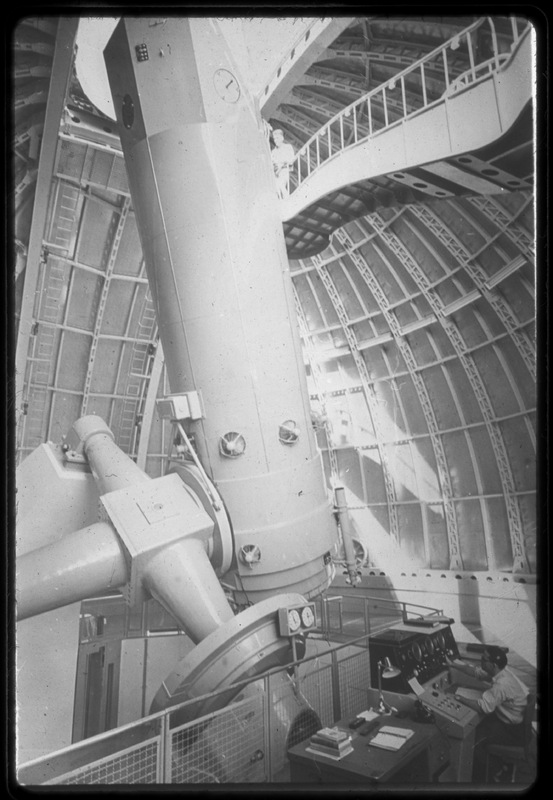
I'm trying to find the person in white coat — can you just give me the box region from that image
[271,129,295,198]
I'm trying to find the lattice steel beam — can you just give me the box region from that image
[289,85,412,125]
[308,252,401,545]
[335,227,463,568]
[290,87,346,117]
[427,329,498,570]
[104,280,146,437]
[408,205,536,381]
[300,70,364,97]
[335,257,373,317]
[117,290,159,456]
[320,43,450,97]
[468,195,534,262]
[41,264,77,441]
[292,284,339,481]
[473,307,536,452]
[69,263,147,284]
[270,107,321,138]
[19,256,68,454]
[80,198,131,416]
[371,212,530,572]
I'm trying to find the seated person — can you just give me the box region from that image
[449,646,529,778]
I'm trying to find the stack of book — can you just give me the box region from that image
[306,727,354,760]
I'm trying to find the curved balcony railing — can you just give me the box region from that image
[284,16,531,197]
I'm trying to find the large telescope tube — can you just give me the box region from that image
[104,18,338,604]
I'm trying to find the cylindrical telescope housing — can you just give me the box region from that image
[104,18,338,602]
[72,415,151,493]
[16,521,128,620]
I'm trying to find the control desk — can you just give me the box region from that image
[368,623,480,781]
[416,685,481,782]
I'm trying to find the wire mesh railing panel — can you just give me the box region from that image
[318,596,345,635]
[263,670,320,780]
[337,648,372,719]
[168,696,267,784]
[45,739,160,785]
[298,662,335,728]
[320,594,401,638]
[332,596,368,637]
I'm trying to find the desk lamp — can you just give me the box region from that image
[377,657,401,715]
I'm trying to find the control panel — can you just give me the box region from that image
[369,623,459,693]
[417,688,479,738]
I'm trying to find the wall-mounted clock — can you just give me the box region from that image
[278,603,317,636]
[213,68,241,103]
[287,608,302,633]
[301,605,315,628]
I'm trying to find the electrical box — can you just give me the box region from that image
[156,392,204,421]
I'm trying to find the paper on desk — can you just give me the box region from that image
[369,732,406,751]
[455,687,483,702]
[357,709,380,721]
[407,676,425,696]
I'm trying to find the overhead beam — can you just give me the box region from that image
[260,17,356,117]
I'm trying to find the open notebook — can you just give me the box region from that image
[369,726,414,751]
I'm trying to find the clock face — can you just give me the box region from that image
[288,609,301,633]
[213,68,241,103]
[301,606,315,628]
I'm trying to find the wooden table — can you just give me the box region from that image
[288,715,445,784]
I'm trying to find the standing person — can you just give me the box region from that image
[271,129,295,198]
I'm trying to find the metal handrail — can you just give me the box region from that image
[324,590,443,615]
[18,629,375,784]
[445,52,510,93]
[317,591,445,637]
[286,16,530,196]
